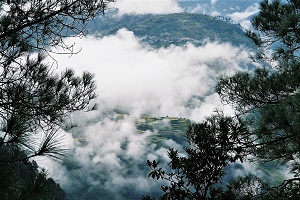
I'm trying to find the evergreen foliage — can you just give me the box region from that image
[0,0,113,199]
[145,114,248,200]
[144,0,300,199]
[0,148,66,200]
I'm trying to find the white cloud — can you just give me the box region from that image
[227,3,260,29]
[227,4,259,21]
[189,4,207,14]
[44,28,252,198]
[189,93,234,121]
[211,10,221,16]
[52,28,250,120]
[211,0,217,6]
[110,0,183,15]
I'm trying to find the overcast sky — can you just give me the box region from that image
[38,1,262,198]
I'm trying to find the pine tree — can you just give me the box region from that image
[144,0,300,199]
[0,0,113,199]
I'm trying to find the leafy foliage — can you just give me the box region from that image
[0,0,113,58]
[0,147,66,200]
[0,0,113,198]
[218,0,300,175]
[144,0,300,199]
[247,0,300,61]
[145,114,250,200]
[0,34,97,164]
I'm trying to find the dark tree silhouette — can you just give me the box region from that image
[0,0,113,199]
[144,0,300,199]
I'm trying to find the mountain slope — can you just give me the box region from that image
[88,13,255,48]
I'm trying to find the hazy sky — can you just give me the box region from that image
[39,1,261,198]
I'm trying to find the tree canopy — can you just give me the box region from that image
[144,0,300,199]
[0,0,113,199]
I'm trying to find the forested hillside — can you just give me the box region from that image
[88,13,255,48]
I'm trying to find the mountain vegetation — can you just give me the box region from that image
[0,0,113,199]
[89,13,255,48]
[144,0,300,199]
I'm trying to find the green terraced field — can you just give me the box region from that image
[135,116,191,145]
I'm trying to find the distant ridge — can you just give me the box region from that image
[88,13,255,48]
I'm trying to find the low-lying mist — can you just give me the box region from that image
[40,28,253,199]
